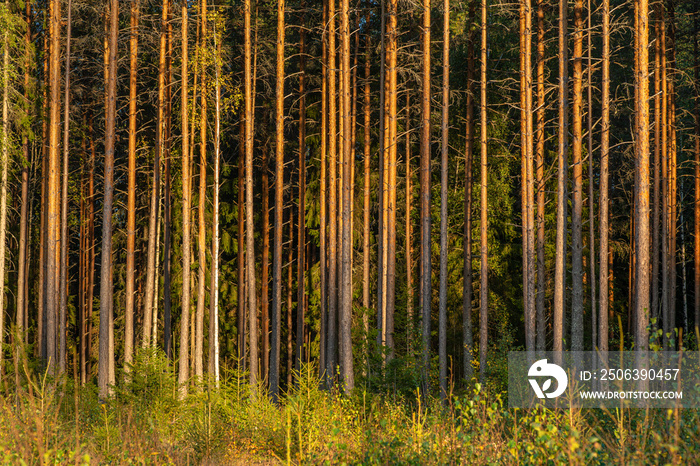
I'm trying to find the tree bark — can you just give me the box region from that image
[479,0,488,384]
[125,0,139,369]
[99,0,118,398]
[179,1,191,398]
[439,0,450,401]
[296,22,307,375]
[463,0,476,379]
[340,0,355,392]
[571,0,584,351]
[635,0,651,351]
[247,0,259,391]
[554,0,568,354]
[420,0,433,391]
[535,0,546,352]
[599,0,610,352]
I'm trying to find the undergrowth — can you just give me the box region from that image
[1,349,698,465]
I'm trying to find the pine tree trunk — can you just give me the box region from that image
[262,143,270,382]
[463,0,476,379]
[0,29,8,382]
[296,23,307,374]
[479,0,488,384]
[667,0,677,345]
[45,0,61,376]
[163,2,173,359]
[269,0,285,400]
[99,0,118,398]
[571,0,584,351]
[245,0,259,391]
[420,0,433,391]
[599,0,610,352]
[326,0,338,384]
[587,0,596,353]
[363,36,371,350]
[319,0,328,380]
[125,0,139,369]
[57,0,73,375]
[195,0,208,381]
[554,0,569,354]
[340,0,354,392]
[209,18,222,384]
[439,0,450,401]
[178,1,190,398]
[535,0,546,352]
[237,121,246,369]
[635,0,651,351]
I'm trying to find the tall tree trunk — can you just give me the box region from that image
[599,0,610,352]
[420,0,432,391]
[17,0,32,368]
[520,0,534,353]
[209,15,222,384]
[340,0,354,392]
[237,122,246,368]
[58,0,73,375]
[195,0,208,381]
[694,8,699,339]
[0,27,8,382]
[179,1,190,397]
[125,0,139,369]
[463,0,476,379]
[571,0,584,351]
[286,210,294,388]
[439,0,450,401]
[163,1,173,358]
[45,0,61,376]
[667,0,677,345]
[319,0,328,379]
[479,0,488,384]
[363,36,371,352]
[535,0,546,352]
[99,0,118,398]
[660,5,669,348]
[269,0,285,400]
[296,23,307,374]
[652,2,661,326]
[587,0,596,353]
[635,0,651,351]
[326,0,338,385]
[554,0,568,354]
[262,143,270,382]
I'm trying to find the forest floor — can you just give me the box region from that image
[1,351,699,465]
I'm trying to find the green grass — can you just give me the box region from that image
[1,350,699,465]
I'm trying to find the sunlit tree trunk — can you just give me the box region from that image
[125,0,139,369]
[326,0,338,384]
[178,1,190,398]
[667,0,677,344]
[270,0,287,399]
[599,0,610,352]
[635,0,650,351]
[439,0,450,401]
[99,0,118,398]
[571,0,584,351]
[363,36,371,350]
[195,0,208,381]
[339,0,354,391]
[587,0,596,354]
[0,26,8,382]
[209,12,222,385]
[420,0,432,391]
[463,0,476,379]
[554,0,568,354]
[535,0,546,352]
[57,0,73,375]
[694,9,699,339]
[479,0,488,384]
[319,0,328,379]
[296,22,307,374]
[163,2,173,358]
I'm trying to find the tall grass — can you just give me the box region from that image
[1,349,698,464]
